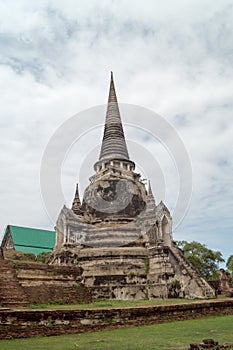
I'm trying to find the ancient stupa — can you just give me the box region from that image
[48,73,214,300]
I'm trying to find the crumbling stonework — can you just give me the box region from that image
[0,258,28,307]
[0,253,91,306]
[0,300,232,339]
[48,73,215,300]
[189,339,233,349]
[219,269,233,296]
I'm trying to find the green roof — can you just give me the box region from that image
[13,245,53,255]
[7,225,55,255]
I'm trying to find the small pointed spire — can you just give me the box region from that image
[72,184,82,215]
[98,72,130,162]
[148,180,153,195]
[147,180,156,205]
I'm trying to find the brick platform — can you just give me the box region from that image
[0,299,232,339]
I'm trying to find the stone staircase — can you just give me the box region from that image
[0,259,28,307]
[169,245,215,298]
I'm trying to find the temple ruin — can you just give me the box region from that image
[48,73,215,300]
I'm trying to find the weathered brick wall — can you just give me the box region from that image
[0,261,91,306]
[15,262,91,304]
[0,299,232,339]
[23,284,91,304]
[15,262,84,284]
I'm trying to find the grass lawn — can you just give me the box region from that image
[26,297,221,310]
[0,315,232,350]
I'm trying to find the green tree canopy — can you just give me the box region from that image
[176,240,224,280]
[226,255,233,276]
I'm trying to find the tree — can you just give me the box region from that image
[36,252,51,263]
[176,240,225,280]
[226,255,233,278]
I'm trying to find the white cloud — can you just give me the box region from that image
[0,0,232,261]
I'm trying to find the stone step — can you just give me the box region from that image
[169,246,214,298]
[0,261,29,307]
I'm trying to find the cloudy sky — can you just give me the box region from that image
[0,0,232,263]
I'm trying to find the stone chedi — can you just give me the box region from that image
[48,73,214,299]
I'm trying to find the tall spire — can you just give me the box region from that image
[98,72,130,162]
